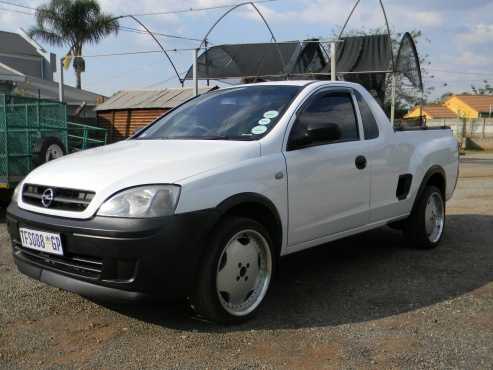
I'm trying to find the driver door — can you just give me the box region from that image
[284,88,371,249]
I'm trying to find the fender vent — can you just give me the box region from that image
[396,174,413,200]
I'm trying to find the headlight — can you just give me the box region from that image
[97,185,181,218]
[11,182,23,204]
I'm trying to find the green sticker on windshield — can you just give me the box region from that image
[258,118,271,125]
[251,125,268,135]
[264,110,279,119]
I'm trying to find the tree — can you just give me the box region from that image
[430,91,453,104]
[471,80,493,95]
[29,0,119,89]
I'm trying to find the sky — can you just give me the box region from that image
[1,0,493,100]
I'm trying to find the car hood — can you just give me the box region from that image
[20,139,261,218]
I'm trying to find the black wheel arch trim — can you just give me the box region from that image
[216,192,279,216]
[215,192,283,253]
[413,165,446,211]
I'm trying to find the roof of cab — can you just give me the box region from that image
[241,80,314,86]
[224,80,362,90]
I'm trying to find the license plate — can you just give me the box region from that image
[19,227,64,256]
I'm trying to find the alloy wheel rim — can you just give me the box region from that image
[46,144,64,161]
[425,192,444,243]
[216,229,272,317]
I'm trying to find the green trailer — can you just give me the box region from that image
[0,94,107,191]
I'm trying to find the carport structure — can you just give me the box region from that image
[179,1,423,123]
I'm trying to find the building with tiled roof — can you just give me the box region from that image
[405,104,457,119]
[444,95,493,118]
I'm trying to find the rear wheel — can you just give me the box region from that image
[191,217,275,324]
[404,186,445,249]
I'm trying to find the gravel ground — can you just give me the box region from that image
[1,153,492,370]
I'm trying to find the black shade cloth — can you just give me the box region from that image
[183,34,422,109]
[332,34,393,73]
[185,35,392,80]
[184,42,327,80]
[343,73,387,107]
[331,34,393,106]
[396,32,423,91]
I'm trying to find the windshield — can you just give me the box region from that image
[136,85,302,140]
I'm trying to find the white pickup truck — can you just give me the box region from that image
[7,81,459,324]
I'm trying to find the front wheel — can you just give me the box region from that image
[191,217,275,324]
[404,186,445,249]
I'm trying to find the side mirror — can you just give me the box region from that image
[289,113,342,149]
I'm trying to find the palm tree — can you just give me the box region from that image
[29,0,119,89]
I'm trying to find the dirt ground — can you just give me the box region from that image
[1,153,492,370]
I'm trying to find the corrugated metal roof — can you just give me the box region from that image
[14,75,104,106]
[0,31,40,57]
[1,62,104,106]
[95,87,216,111]
[0,62,25,82]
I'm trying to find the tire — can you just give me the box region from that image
[404,186,445,249]
[191,216,276,324]
[33,137,66,166]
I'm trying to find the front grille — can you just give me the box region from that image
[22,184,95,212]
[17,247,103,279]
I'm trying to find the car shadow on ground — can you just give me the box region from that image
[99,213,493,332]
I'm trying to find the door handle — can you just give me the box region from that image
[355,155,367,170]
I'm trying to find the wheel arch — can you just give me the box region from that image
[214,192,283,257]
[413,165,446,211]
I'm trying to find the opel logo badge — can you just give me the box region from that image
[41,188,54,208]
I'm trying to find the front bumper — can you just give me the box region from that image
[6,203,219,301]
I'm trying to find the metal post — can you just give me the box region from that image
[390,73,396,125]
[205,39,210,87]
[330,42,336,81]
[462,118,467,150]
[36,98,40,128]
[419,90,424,126]
[2,94,8,185]
[25,104,31,172]
[193,48,199,97]
[82,127,88,150]
[58,58,64,103]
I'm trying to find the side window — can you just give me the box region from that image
[289,91,359,149]
[355,91,379,140]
